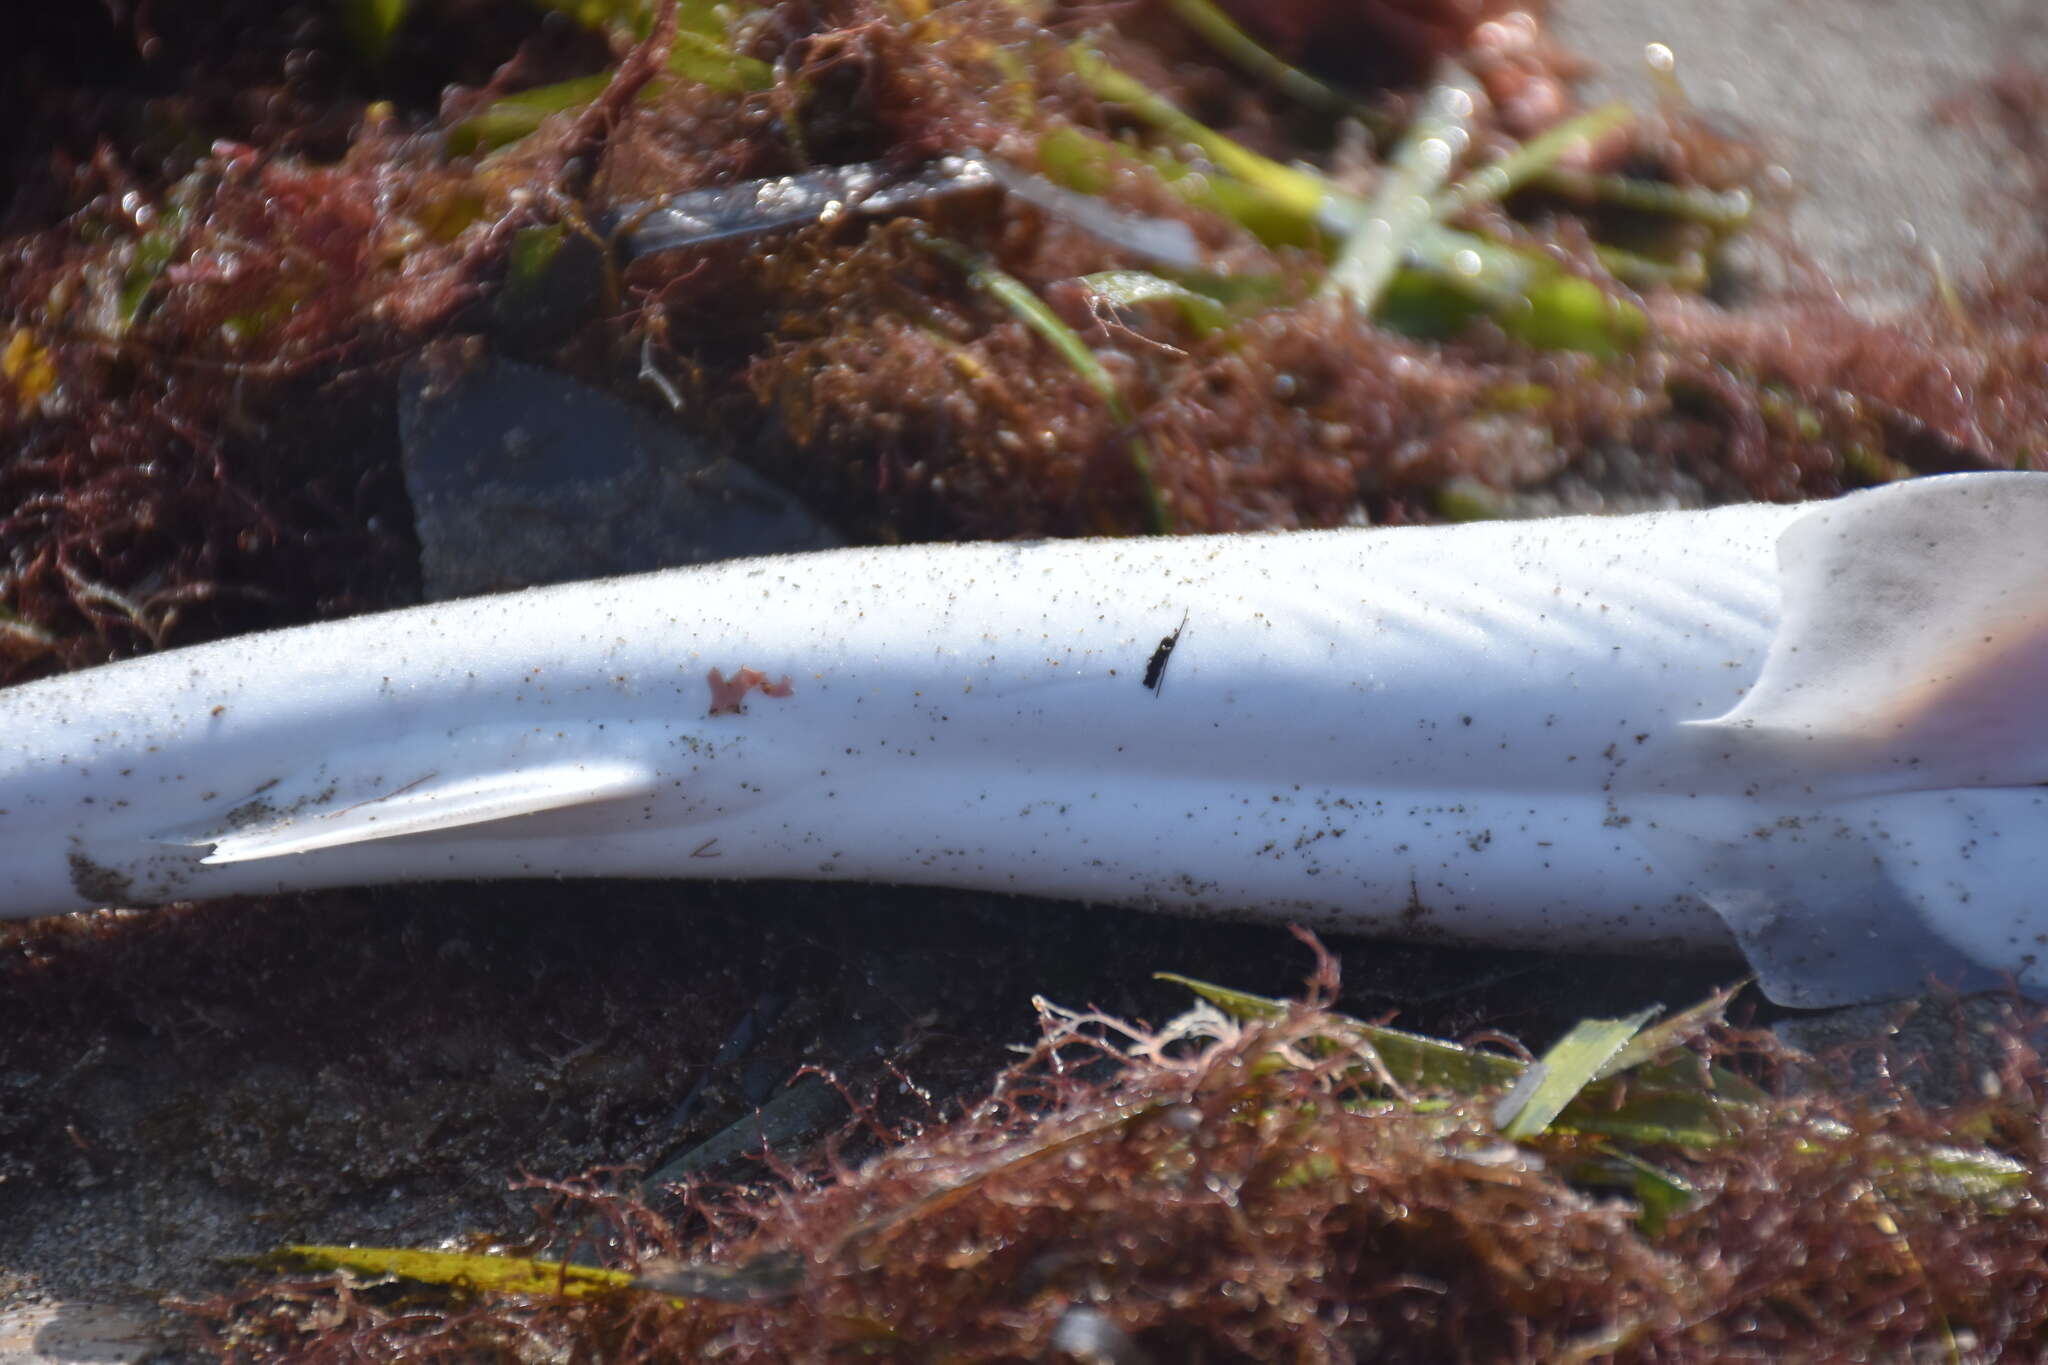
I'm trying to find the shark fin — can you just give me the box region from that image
[1692,472,2048,790]
[166,760,659,864]
[1642,793,2019,1007]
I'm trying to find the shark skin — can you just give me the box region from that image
[0,472,2043,1006]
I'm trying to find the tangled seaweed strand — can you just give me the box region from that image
[193,944,2048,1363]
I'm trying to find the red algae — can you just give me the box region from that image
[7,0,2046,680]
[186,946,2048,1363]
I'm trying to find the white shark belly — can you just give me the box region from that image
[3,473,2044,1005]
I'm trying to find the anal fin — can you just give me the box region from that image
[1639,793,2023,1006]
[165,760,659,865]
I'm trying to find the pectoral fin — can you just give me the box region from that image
[164,760,659,864]
[1692,473,2048,790]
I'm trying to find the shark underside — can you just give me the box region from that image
[2,473,2045,1006]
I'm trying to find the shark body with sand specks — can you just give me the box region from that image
[2,472,2044,1006]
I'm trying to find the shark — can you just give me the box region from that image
[2,471,2043,1006]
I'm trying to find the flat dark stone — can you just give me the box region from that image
[399,343,839,599]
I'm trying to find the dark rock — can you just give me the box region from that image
[399,343,839,599]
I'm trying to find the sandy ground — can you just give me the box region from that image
[1556,0,2048,307]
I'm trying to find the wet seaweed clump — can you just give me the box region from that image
[0,0,629,680]
[189,943,2048,1362]
[8,0,2045,683]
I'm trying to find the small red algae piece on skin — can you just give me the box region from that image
[707,666,796,716]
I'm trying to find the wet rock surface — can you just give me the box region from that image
[400,345,840,599]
